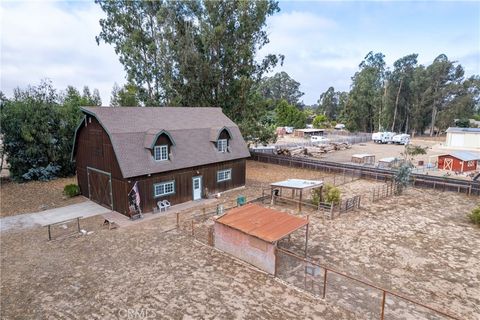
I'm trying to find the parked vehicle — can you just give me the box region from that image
[284,126,294,134]
[372,132,396,144]
[392,134,410,145]
[311,135,329,143]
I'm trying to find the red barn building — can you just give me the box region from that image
[437,152,480,173]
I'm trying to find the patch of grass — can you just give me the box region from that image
[63,184,80,198]
[468,206,480,225]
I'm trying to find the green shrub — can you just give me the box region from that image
[324,183,341,205]
[311,183,341,205]
[64,184,80,197]
[311,188,322,206]
[468,206,480,225]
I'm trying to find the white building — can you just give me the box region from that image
[445,127,480,150]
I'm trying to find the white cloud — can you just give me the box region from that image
[258,11,360,104]
[0,1,125,104]
[258,9,480,105]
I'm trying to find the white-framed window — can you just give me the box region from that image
[217,169,232,182]
[154,145,169,161]
[217,139,228,153]
[154,181,175,197]
[467,160,475,167]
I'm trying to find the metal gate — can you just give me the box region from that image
[87,167,113,209]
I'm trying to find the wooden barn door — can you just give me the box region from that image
[87,167,113,209]
[444,158,453,171]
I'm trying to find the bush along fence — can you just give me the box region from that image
[251,152,480,196]
[274,247,461,320]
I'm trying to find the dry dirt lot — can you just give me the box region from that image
[1,161,479,319]
[0,177,85,217]
[269,188,480,319]
[275,135,479,179]
[0,216,354,320]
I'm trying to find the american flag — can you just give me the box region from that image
[130,181,141,208]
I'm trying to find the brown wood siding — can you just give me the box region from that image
[74,116,128,213]
[127,158,246,213]
[75,116,247,216]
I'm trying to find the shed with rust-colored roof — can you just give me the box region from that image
[214,204,309,274]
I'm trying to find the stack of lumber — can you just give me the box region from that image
[276,142,351,158]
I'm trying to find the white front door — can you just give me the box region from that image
[193,176,202,200]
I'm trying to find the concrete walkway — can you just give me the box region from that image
[0,201,111,232]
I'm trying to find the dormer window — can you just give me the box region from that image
[154,145,169,161]
[217,139,228,153]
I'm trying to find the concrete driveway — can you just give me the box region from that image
[0,201,110,232]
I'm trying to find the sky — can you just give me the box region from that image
[1,0,479,105]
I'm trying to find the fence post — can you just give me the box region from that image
[322,269,328,298]
[191,220,194,236]
[176,212,179,228]
[381,291,386,320]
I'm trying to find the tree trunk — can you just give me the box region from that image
[381,80,388,131]
[430,106,437,137]
[391,78,403,132]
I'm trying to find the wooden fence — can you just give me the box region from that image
[251,152,480,196]
[371,183,399,202]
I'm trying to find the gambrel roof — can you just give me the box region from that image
[73,107,250,178]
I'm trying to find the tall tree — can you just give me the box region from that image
[317,87,340,120]
[386,54,418,132]
[110,82,140,106]
[258,71,304,107]
[342,52,386,132]
[0,81,102,181]
[275,99,307,128]
[96,0,283,122]
[424,54,465,135]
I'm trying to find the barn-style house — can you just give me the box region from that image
[72,107,250,217]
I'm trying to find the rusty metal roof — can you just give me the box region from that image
[216,204,308,243]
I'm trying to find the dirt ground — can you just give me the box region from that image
[275,135,478,180]
[1,161,479,319]
[0,177,85,217]
[0,215,356,320]
[266,189,480,318]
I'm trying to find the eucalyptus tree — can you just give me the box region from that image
[96,0,283,122]
[386,54,418,132]
[317,87,338,119]
[258,71,304,107]
[343,52,386,132]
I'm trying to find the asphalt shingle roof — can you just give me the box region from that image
[80,107,250,178]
